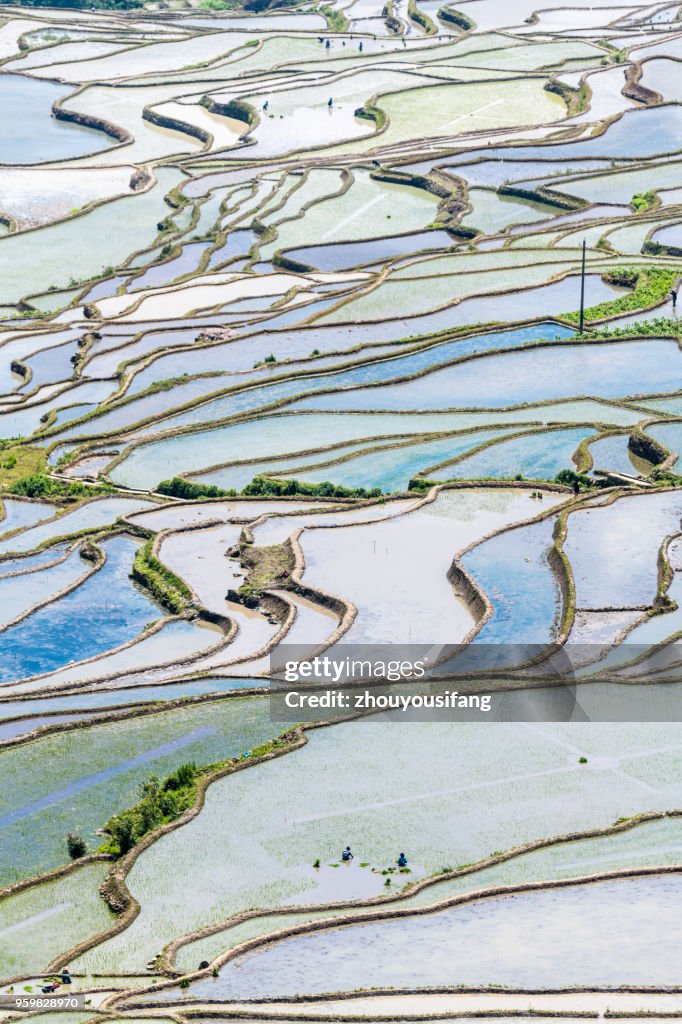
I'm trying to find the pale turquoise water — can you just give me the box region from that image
[647,421,682,460]
[129,241,210,291]
[445,104,682,168]
[0,677,265,723]
[0,74,112,164]
[286,229,455,271]
[433,427,594,481]
[175,873,682,995]
[120,315,573,400]
[292,428,519,491]
[565,491,682,609]
[111,324,576,446]
[587,433,646,476]
[0,499,57,537]
[449,517,560,662]
[297,340,682,413]
[0,536,162,682]
[652,223,682,249]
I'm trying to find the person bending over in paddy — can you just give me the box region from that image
[342,845,354,861]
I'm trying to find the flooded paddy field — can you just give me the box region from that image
[2,0,682,1013]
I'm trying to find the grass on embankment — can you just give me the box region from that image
[566,266,676,327]
[132,538,193,614]
[582,315,682,340]
[0,445,47,491]
[101,734,295,857]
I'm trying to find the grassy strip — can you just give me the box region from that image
[544,76,589,117]
[550,512,577,639]
[498,182,587,211]
[131,538,193,615]
[354,103,387,131]
[316,4,349,29]
[0,445,48,491]
[9,472,112,500]
[102,763,199,857]
[628,426,669,466]
[566,266,677,326]
[381,0,402,30]
[581,315,682,339]
[408,0,436,31]
[437,4,474,28]
[200,96,258,131]
[101,733,293,858]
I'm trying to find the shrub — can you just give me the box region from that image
[156,476,235,500]
[242,475,382,499]
[104,761,201,856]
[10,473,110,500]
[316,3,349,29]
[163,762,197,790]
[66,832,87,859]
[602,267,640,288]
[109,816,137,855]
[630,191,656,212]
[555,469,596,491]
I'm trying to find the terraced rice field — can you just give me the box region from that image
[2,0,682,1018]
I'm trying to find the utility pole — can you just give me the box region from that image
[579,238,586,333]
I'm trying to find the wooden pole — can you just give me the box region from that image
[579,238,586,333]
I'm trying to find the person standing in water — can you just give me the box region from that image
[341,845,353,860]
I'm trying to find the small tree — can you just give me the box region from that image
[164,762,196,791]
[66,832,87,859]
[110,816,136,855]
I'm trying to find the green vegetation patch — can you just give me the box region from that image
[0,445,47,492]
[157,477,236,500]
[437,4,474,29]
[103,762,199,856]
[582,315,682,340]
[103,731,294,857]
[566,265,677,326]
[9,471,112,501]
[242,475,382,499]
[315,4,349,30]
[131,538,193,614]
[630,191,657,213]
